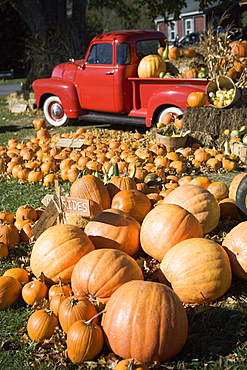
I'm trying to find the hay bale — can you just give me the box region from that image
[183,106,247,149]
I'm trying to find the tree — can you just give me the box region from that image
[0,0,232,88]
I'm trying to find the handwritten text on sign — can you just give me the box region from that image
[42,195,90,216]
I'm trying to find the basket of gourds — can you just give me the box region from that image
[206,75,241,108]
[156,113,189,150]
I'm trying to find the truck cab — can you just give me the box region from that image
[32,30,166,126]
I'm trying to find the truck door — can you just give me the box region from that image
[77,43,115,112]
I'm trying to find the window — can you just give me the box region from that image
[117,43,131,65]
[136,39,161,57]
[168,21,177,42]
[185,19,193,35]
[87,43,112,64]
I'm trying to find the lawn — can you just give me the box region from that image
[0,95,247,369]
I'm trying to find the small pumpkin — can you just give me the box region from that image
[0,222,20,248]
[168,46,180,60]
[22,280,48,306]
[58,295,98,333]
[27,309,59,342]
[184,68,198,79]
[0,275,22,310]
[187,92,207,107]
[3,267,29,286]
[137,54,167,78]
[183,48,197,58]
[67,311,105,364]
[114,358,149,370]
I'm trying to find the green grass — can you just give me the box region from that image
[0,78,26,84]
[0,95,247,369]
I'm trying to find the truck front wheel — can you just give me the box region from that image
[43,96,71,126]
[156,106,183,124]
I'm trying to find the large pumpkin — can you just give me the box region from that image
[137,54,166,78]
[222,221,247,280]
[71,248,144,304]
[228,173,247,200]
[30,224,95,284]
[84,208,140,256]
[160,238,232,304]
[187,92,207,107]
[162,184,220,234]
[140,203,203,261]
[102,280,188,363]
[70,174,111,210]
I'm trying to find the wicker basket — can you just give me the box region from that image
[230,142,247,164]
[156,133,187,150]
[206,75,241,108]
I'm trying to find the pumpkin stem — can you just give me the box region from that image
[84,309,106,326]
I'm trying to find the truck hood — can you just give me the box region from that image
[51,59,84,80]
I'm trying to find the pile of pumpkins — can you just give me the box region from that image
[0,168,247,366]
[137,39,247,81]
[0,118,244,191]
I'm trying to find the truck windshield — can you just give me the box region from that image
[87,43,112,64]
[136,39,161,57]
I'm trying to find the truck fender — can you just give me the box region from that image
[32,78,85,118]
[146,84,207,127]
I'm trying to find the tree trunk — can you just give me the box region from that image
[72,0,87,53]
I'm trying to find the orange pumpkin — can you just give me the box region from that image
[140,203,203,261]
[114,359,149,370]
[27,309,59,342]
[111,189,152,222]
[187,92,207,107]
[0,223,20,248]
[168,46,180,60]
[223,221,247,280]
[30,224,95,284]
[3,267,29,286]
[22,280,48,305]
[71,248,144,304]
[228,173,247,200]
[58,295,98,333]
[183,48,197,58]
[207,181,229,200]
[0,275,22,310]
[184,68,198,79]
[162,184,220,234]
[84,208,140,256]
[70,174,111,210]
[160,238,232,303]
[230,40,247,58]
[67,312,104,364]
[137,54,167,78]
[102,280,188,363]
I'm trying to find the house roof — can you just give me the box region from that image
[154,0,239,22]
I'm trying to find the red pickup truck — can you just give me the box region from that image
[32,30,208,128]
